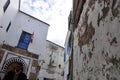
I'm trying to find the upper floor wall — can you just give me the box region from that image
[0,0,19,44]
[5,11,49,55]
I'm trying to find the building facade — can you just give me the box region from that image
[38,40,64,80]
[72,0,120,80]
[64,11,73,80]
[0,0,20,45]
[0,0,49,80]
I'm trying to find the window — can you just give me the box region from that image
[17,31,31,50]
[67,34,72,54]
[3,0,10,12]
[6,22,11,32]
[67,41,71,54]
[64,52,66,62]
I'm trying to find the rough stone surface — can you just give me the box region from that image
[2,44,39,59]
[0,49,5,63]
[73,0,120,80]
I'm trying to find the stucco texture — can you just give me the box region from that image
[73,0,120,80]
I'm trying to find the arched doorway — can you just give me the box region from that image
[6,62,25,73]
[2,57,27,74]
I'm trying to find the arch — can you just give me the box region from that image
[2,57,27,73]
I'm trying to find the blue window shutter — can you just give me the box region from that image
[64,52,66,62]
[67,42,71,54]
[17,31,31,50]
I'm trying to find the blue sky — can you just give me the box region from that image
[20,0,72,47]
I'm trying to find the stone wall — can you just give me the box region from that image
[0,49,5,64]
[2,44,39,59]
[29,60,40,80]
[73,0,120,80]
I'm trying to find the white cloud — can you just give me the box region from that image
[20,0,72,47]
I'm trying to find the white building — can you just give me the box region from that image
[0,0,19,44]
[0,0,49,80]
[38,40,64,80]
[64,11,73,80]
[64,31,71,80]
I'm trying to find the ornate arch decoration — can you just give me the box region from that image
[2,57,28,73]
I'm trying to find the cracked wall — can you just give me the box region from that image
[73,0,120,80]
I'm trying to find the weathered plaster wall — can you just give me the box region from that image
[38,40,64,80]
[73,0,120,80]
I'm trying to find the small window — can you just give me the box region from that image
[3,0,10,12]
[64,52,66,62]
[6,22,11,32]
[17,31,31,50]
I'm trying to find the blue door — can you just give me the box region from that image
[17,31,31,50]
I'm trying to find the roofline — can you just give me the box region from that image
[46,40,65,49]
[18,0,20,10]
[19,10,50,26]
[18,0,50,26]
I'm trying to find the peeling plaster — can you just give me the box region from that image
[73,0,120,80]
[78,22,95,47]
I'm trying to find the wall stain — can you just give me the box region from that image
[106,32,109,36]
[88,0,95,11]
[97,0,112,26]
[88,51,93,59]
[88,0,95,8]
[92,40,95,51]
[97,13,101,26]
[98,0,102,3]
[112,7,119,17]
[83,54,87,61]
[111,0,119,17]
[97,5,110,26]
[104,0,110,6]
[111,77,117,80]
[106,74,110,80]
[110,37,117,45]
[112,0,117,10]
[102,7,110,19]
[87,78,91,80]
[78,22,95,47]
[102,64,106,71]
[109,56,119,66]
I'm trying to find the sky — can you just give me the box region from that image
[20,0,72,47]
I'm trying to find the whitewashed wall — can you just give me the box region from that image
[5,11,49,55]
[38,40,64,80]
[0,0,19,44]
[73,0,120,80]
[64,61,69,80]
[63,30,71,80]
